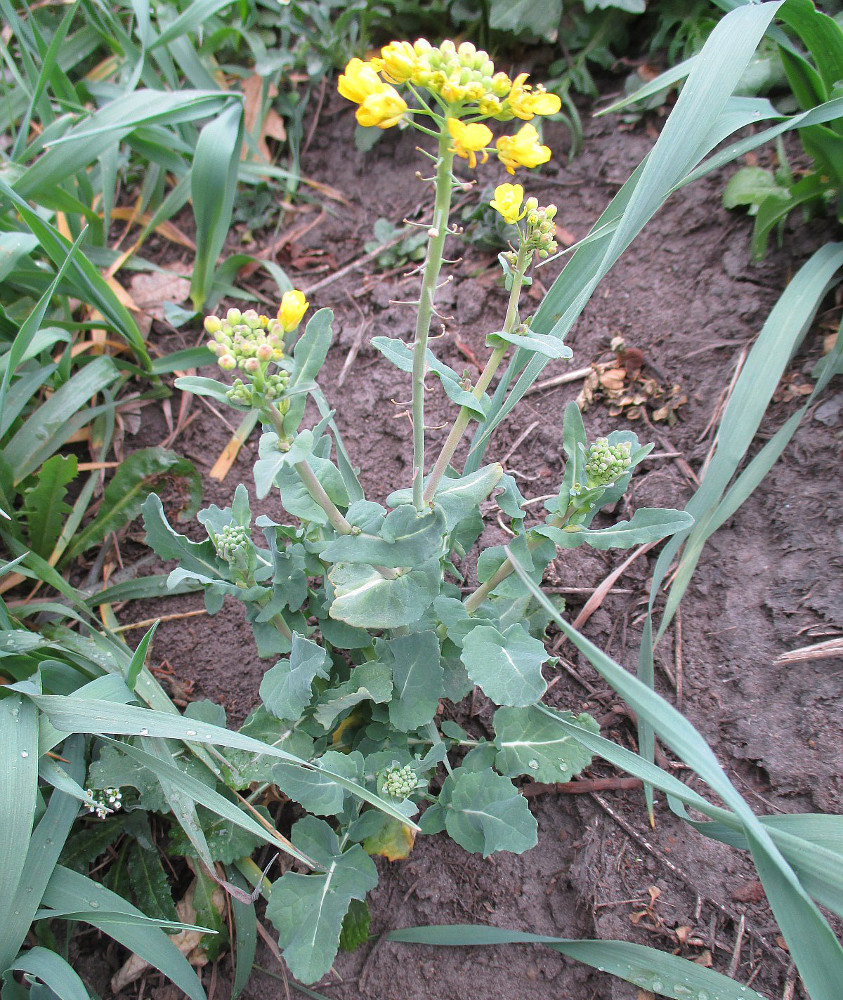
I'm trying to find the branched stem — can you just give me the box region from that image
[463,507,569,615]
[412,127,456,510]
[423,244,531,504]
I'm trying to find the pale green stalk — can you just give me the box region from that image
[412,126,456,510]
[262,403,353,535]
[262,403,398,579]
[424,243,531,504]
[464,503,570,614]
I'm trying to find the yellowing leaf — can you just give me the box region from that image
[363,817,416,861]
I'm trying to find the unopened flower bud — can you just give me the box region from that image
[226,308,242,325]
[219,354,236,370]
[204,315,222,335]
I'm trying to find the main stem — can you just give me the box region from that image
[423,244,531,504]
[412,127,456,510]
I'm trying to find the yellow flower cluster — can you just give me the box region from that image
[337,39,560,173]
[378,39,561,121]
[338,58,408,129]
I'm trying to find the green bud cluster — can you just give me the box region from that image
[205,308,287,374]
[420,39,507,104]
[213,523,251,567]
[584,438,632,487]
[523,198,558,259]
[380,763,417,799]
[226,375,291,407]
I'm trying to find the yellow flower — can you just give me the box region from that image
[448,118,493,169]
[507,73,562,120]
[337,58,383,105]
[490,183,526,225]
[278,290,308,333]
[496,124,552,174]
[356,86,407,129]
[381,40,418,83]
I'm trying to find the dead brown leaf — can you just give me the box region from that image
[128,268,192,323]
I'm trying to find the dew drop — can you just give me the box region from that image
[139,728,149,736]
[186,729,197,737]
[651,981,663,993]
[698,992,709,1000]
[204,734,213,741]
[45,838,53,846]
[89,900,100,909]
[558,760,567,771]
[20,750,29,758]
[527,759,539,771]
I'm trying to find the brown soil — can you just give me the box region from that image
[118,89,842,1000]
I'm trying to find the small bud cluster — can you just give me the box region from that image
[411,39,510,110]
[213,523,251,566]
[380,763,417,799]
[205,308,287,374]
[523,198,558,259]
[226,374,291,407]
[584,438,632,487]
[85,786,122,819]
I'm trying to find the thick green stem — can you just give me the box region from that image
[423,244,531,504]
[412,128,456,510]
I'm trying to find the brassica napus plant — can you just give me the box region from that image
[142,36,692,985]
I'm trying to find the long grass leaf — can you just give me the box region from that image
[466,1,785,470]
[0,695,39,970]
[388,926,767,1000]
[17,693,421,830]
[42,866,207,1000]
[0,179,150,366]
[0,734,84,973]
[9,948,90,1000]
[506,552,843,1000]
[189,101,244,309]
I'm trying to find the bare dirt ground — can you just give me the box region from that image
[117,88,842,1000]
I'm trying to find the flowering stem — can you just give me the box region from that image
[411,127,456,510]
[423,243,530,504]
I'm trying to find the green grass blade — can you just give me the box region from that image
[0,179,150,366]
[42,866,207,1000]
[230,870,257,997]
[388,926,767,1000]
[18,693,421,830]
[466,1,785,470]
[652,242,843,640]
[506,551,843,1000]
[0,694,39,971]
[9,948,90,1000]
[149,0,239,51]
[189,100,244,309]
[4,356,120,483]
